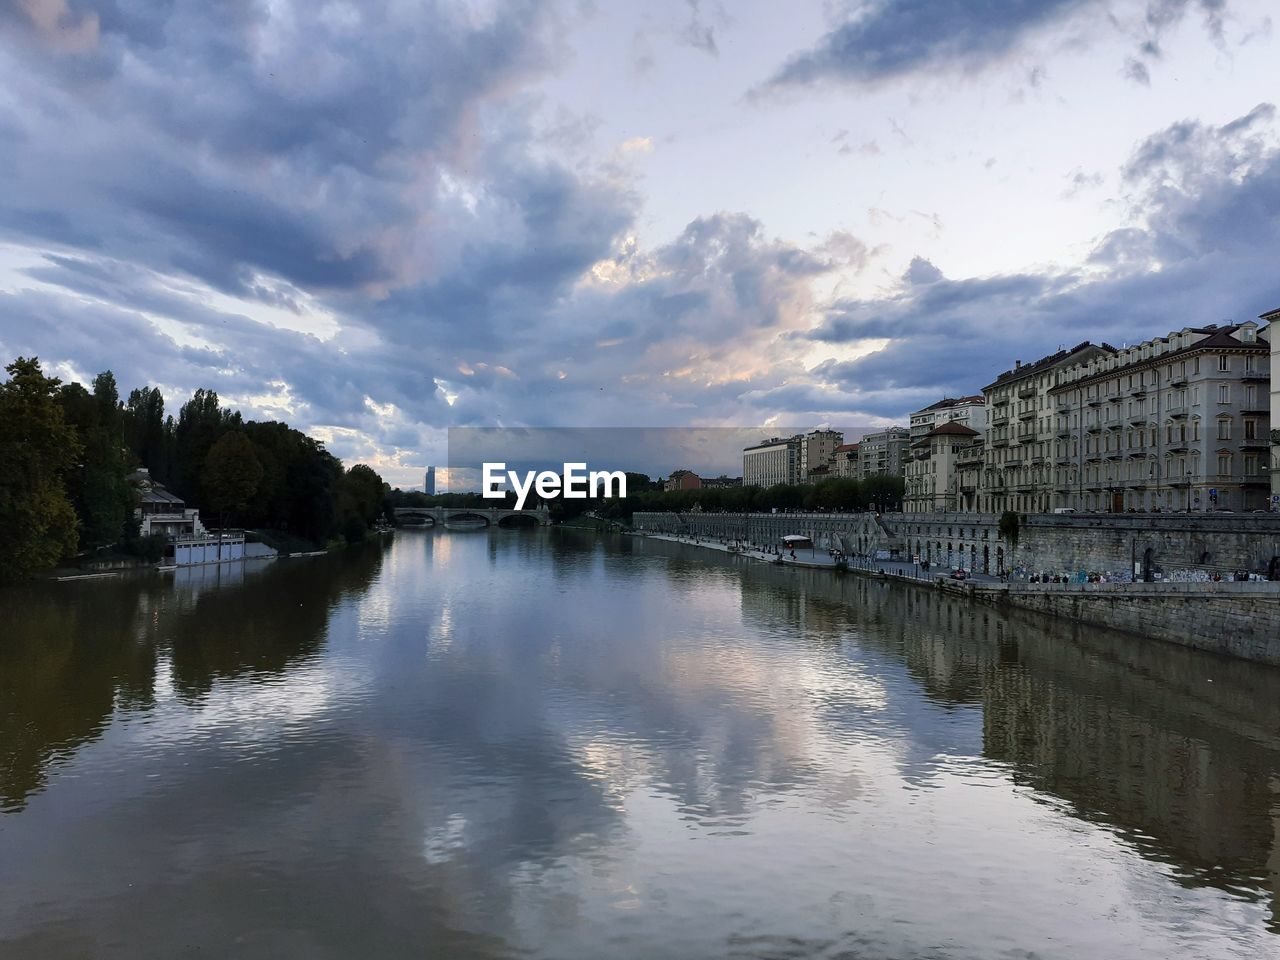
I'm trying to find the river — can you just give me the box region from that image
[2,529,1278,959]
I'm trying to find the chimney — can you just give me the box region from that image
[1014,359,1022,369]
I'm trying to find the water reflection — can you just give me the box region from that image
[0,529,1277,959]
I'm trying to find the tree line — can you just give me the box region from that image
[0,357,391,582]
[387,472,905,522]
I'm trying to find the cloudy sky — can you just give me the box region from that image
[2,0,1278,487]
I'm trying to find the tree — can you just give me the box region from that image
[58,371,134,550]
[998,510,1020,575]
[0,359,81,580]
[202,431,262,529]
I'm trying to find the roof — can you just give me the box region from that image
[1259,306,1280,322]
[833,443,859,453]
[919,395,984,412]
[984,341,1115,391]
[1048,323,1268,393]
[927,421,979,438]
[140,487,184,506]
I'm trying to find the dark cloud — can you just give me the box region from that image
[757,0,1236,92]
[760,0,1090,90]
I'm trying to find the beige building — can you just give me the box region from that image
[800,428,843,480]
[743,436,800,487]
[982,342,1114,514]
[909,396,987,443]
[831,443,860,479]
[1268,306,1280,509]
[904,421,980,512]
[1049,322,1272,513]
[857,427,910,479]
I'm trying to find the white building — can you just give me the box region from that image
[857,427,910,479]
[743,436,801,487]
[1263,306,1280,508]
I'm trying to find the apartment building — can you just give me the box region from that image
[800,428,844,479]
[908,396,987,443]
[831,443,859,479]
[981,342,1115,514]
[1268,306,1280,507]
[904,421,980,512]
[743,436,801,487]
[664,469,701,492]
[857,427,910,479]
[1049,321,1272,512]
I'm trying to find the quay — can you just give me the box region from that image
[633,514,1280,666]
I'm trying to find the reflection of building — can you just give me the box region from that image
[665,469,702,492]
[131,469,206,539]
[743,436,801,487]
[424,466,437,496]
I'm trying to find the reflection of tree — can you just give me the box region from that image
[164,542,385,699]
[0,581,159,811]
[0,541,387,812]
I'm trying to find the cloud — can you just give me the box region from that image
[755,0,1238,93]
[759,0,1092,90]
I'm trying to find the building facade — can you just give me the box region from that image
[800,428,843,479]
[909,396,987,443]
[1049,322,1272,513]
[664,469,702,492]
[832,443,859,479]
[857,427,910,479]
[1267,307,1280,508]
[424,466,436,496]
[904,421,980,512]
[982,342,1115,514]
[743,437,801,487]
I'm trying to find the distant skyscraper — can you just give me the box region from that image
[424,466,436,496]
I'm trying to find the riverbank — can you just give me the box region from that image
[633,530,1280,667]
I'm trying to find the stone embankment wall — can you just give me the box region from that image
[940,579,1280,666]
[634,510,1280,578]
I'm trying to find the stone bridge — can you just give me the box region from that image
[394,505,551,528]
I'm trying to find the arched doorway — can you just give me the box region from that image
[1142,547,1155,582]
[1268,556,1279,581]
[983,544,990,574]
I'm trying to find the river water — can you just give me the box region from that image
[2,529,1279,959]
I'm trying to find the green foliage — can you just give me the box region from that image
[998,510,1020,548]
[1,356,393,577]
[57,371,135,550]
[0,359,82,581]
[203,431,264,522]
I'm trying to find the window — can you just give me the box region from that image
[1217,419,1231,440]
[1246,385,1258,408]
[1218,384,1230,404]
[1217,453,1231,475]
[1245,454,1259,476]
[1245,419,1257,440]
[1217,355,1230,372]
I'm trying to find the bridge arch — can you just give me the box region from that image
[497,513,540,529]
[444,512,491,528]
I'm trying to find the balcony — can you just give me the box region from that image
[1017,384,1036,399]
[1167,406,1188,418]
[1018,432,1036,444]
[991,395,1009,406]
[1169,375,1187,388]
[1128,413,1149,425]
[1017,407,1035,420]
[1241,371,1268,381]
[1131,387,1147,399]
[1240,438,1269,450]
[1085,424,1102,434]
[1167,443,1188,453]
[1056,427,1071,438]
[1086,397,1103,407]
